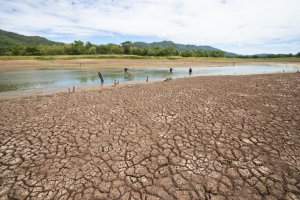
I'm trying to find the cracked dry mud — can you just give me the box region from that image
[1,73,300,200]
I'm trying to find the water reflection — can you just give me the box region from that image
[0,65,299,92]
[124,72,134,81]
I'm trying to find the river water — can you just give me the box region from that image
[0,65,299,92]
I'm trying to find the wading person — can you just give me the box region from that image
[189,67,192,75]
[170,68,173,73]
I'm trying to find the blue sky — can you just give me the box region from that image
[0,0,300,54]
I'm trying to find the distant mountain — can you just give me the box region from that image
[133,40,221,51]
[253,53,293,57]
[0,29,239,57]
[0,29,63,48]
[133,40,238,57]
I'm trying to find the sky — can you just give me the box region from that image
[0,0,300,55]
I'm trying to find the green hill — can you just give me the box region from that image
[133,41,238,57]
[133,40,220,51]
[0,29,238,57]
[0,29,63,48]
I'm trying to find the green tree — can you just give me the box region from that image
[121,41,132,54]
[96,45,108,54]
[70,40,84,55]
[141,48,149,56]
[107,43,123,54]
[131,47,143,55]
[164,47,178,56]
[88,46,97,54]
[11,46,25,55]
[46,45,65,55]
[181,50,194,57]
[0,47,12,55]
[24,46,40,55]
[64,44,72,55]
[85,42,94,53]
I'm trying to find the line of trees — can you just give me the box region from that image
[1,40,299,58]
[0,40,226,57]
[237,53,300,59]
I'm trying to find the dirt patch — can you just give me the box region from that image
[1,58,299,71]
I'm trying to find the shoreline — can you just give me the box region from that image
[1,58,300,72]
[1,71,299,100]
[0,80,148,100]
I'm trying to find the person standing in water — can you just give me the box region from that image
[189,68,192,75]
[170,68,173,73]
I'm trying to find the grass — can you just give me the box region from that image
[0,54,300,62]
[0,54,180,60]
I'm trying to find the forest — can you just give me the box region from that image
[0,40,227,57]
[0,29,299,58]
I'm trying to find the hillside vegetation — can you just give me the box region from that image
[133,41,220,51]
[0,29,299,58]
[0,29,62,47]
[0,29,226,57]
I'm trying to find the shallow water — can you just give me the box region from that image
[0,65,299,92]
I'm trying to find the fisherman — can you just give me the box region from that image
[98,72,104,84]
[170,68,173,73]
[189,67,192,75]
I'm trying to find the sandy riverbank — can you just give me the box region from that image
[0,73,299,199]
[1,58,300,71]
[0,80,151,100]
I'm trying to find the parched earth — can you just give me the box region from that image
[0,73,299,200]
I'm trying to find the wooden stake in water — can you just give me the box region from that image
[98,72,104,84]
[146,76,149,82]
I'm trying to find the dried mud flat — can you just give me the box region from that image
[0,73,300,200]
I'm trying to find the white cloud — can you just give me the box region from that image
[0,0,299,54]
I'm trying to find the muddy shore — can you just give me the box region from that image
[1,58,300,71]
[0,73,299,199]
